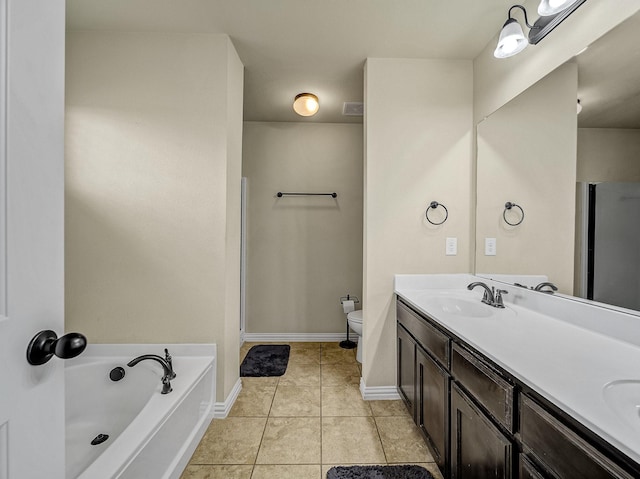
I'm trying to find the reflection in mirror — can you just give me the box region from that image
[475,62,577,294]
[476,11,640,314]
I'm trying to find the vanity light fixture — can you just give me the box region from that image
[494,1,587,59]
[293,93,320,117]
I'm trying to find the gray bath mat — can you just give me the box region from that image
[240,344,290,377]
[326,465,434,479]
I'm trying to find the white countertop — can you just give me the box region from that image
[394,274,640,466]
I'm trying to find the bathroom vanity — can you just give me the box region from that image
[395,274,640,479]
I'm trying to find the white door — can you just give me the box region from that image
[0,0,66,477]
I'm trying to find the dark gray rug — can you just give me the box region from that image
[240,344,290,377]
[326,465,434,479]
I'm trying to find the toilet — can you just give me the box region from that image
[347,310,363,363]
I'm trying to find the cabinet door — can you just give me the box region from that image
[416,346,449,472]
[397,323,416,417]
[519,454,547,479]
[451,383,513,479]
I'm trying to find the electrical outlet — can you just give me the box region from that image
[485,238,497,256]
[446,237,457,256]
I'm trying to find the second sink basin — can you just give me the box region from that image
[603,380,640,433]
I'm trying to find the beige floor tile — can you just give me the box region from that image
[321,347,357,364]
[321,386,372,416]
[320,341,344,350]
[375,416,434,463]
[256,417,321,464]
[322,417,386,464]
[321,363,361,386]
[229,384,276,417]
[189,417,266,464]
[278,363,321,387]
[241,376,279,388]
[369,399,411,417]
[270,386,320,416]
[180,465,253,479]
[288,342,321,350]
[288,348,321,365]
[251,464,321,479]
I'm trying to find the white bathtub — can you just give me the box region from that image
[65,344,216,479]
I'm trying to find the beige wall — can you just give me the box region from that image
[242,122,363,334]
[474,1,640,123]
[363,58,473,388]
[65,31,243,402]
[475,63,578,294]
[577,128,640,182]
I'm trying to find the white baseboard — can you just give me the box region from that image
[359,377,401,400]
[213,377,242,418]
[242,332,349,342]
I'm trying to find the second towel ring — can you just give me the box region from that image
[426,201,448,225]
[503,202,524,226]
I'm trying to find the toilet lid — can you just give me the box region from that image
[347,310,362,323]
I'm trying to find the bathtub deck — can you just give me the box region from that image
[180,341,443,479]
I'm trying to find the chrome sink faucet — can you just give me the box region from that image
[467,282,508,309]
[127,352,176,394]
[534,282,558,294]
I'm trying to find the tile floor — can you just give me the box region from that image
[180,342,444,479]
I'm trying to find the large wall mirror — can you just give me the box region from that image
[475,11,640,312]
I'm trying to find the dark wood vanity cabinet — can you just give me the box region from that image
[396,297,640,479]
[397,301,450,473]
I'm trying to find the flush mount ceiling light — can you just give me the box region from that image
[494,1,587,59]
[293,93,319,117]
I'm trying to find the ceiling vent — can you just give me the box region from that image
[342,102,364,116]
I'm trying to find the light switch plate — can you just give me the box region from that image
[485,237,497,256]
[446,237,457,256]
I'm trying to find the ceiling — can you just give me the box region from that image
[66,0,520,123]
[577,11,640,129]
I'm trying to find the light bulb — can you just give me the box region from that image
[538,0,578,16]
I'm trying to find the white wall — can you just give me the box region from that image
[242,122,363,335]
[65,31,243,402]
[363,58,473,389]
[475,63,578,294]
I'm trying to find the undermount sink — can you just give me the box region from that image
[603,380,640,432]
[424,295,494,318]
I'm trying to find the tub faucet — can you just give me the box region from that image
[467,282,495,306]
[127,354,175,394]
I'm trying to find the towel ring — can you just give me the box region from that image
[503,202,524,226]
[426,201,448,225]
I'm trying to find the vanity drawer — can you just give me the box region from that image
[451,343,514,432]
[520,395,634,479]
[397,300,449,368]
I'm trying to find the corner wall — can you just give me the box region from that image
[65,31,243,402]
[363,58,473,389]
